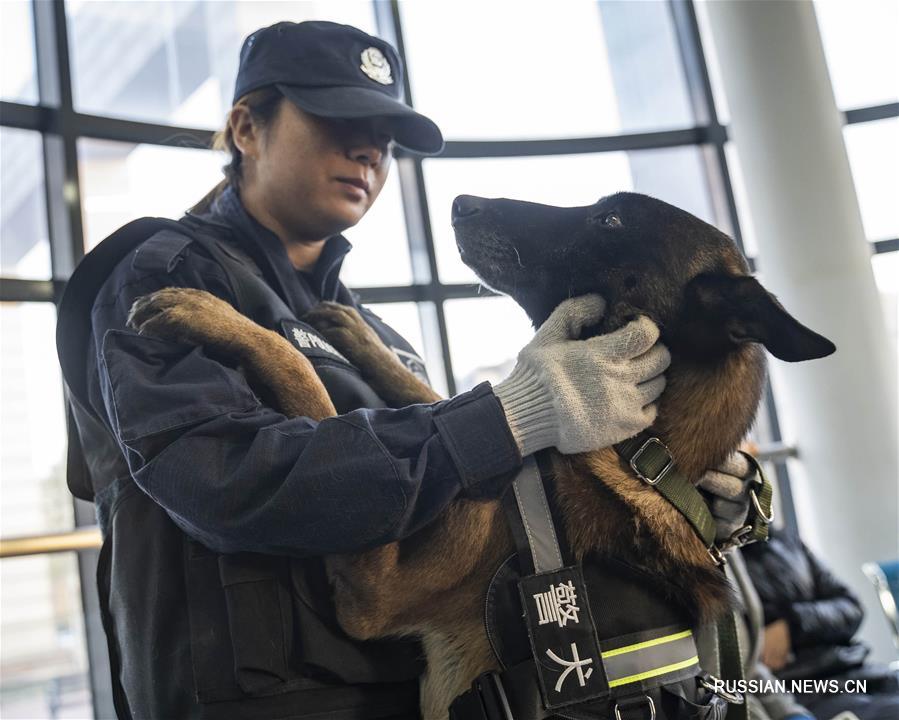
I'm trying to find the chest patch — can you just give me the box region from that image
[280,320,350,364]
[519,566,609,708]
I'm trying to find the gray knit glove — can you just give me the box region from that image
[697,452,756,542]
[493,294,670,456]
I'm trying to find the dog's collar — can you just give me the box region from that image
[614,433,773,565]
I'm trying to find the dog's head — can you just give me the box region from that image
[452,192,834,363]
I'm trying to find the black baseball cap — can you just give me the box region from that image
[233,20,444,155]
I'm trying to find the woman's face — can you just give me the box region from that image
[238,99,394,241]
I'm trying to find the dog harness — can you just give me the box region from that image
[450,444,773,720]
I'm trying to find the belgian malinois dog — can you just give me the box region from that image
[128,192,835,718]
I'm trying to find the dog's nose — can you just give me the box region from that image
[452,195,485,221]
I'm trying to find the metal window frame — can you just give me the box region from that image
[1,1,898,718]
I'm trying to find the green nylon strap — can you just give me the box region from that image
[739,451,774,545]
[614,434,752,719]
[717,609,747,720]
[615,434,718,551]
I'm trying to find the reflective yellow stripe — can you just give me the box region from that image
[607,655,700,688]
[601,629,693,659]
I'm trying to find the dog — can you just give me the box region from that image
[128,191,835,718]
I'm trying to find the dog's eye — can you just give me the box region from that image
[601,212,622,228]
[588,210,623,228]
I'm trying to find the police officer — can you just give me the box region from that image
[63,21,759,720]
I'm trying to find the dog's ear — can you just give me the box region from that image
[684,274,836,361]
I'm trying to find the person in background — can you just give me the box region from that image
[743,526,899,720]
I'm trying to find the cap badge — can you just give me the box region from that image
[360,47,393,85]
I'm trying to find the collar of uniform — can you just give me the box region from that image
[208,184,352,304]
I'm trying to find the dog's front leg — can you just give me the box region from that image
[304,302,442,407]
[129,288,336,420]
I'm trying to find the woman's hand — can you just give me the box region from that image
[697,451,771,545]
[493,294,670,457]
[762,619,793,671]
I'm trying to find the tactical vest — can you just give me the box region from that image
[56,216,427,719]
[449,454,747,720]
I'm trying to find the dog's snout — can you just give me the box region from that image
[452,195,485,222]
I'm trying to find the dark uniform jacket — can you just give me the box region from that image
[78,185,522,718]
[742,527,867,679]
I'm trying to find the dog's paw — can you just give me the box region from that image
[127,288,237,344]
[303,302,383,358]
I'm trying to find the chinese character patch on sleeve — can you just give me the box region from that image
[519,566,609,709]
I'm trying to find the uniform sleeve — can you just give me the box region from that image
[783,542,864,649]
[91,237,521,556]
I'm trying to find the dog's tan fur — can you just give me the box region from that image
[130,289,761,718]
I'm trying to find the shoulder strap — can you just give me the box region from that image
[56,217,190,408]
[56,217,197,502]
[56,215,294,498]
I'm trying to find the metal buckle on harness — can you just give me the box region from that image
[721,524,754,552]
[749,487,774,524]
[629,438,674,486]
[708,545,727,567]
[614,695,656,720]
[700,676,744,705]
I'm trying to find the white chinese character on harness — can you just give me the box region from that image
[533,580,580,627]
[546,642,594,692]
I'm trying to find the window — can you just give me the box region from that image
[0,304,70,536]
[0,128,50,279]
[0,1,38,104]
[65,0,377,128]
[78,139,224,250]
[843,118,899,242]
[340,170,413,288]
[445,296,533,391]
[0,554,92,720]
[813,0,899,111]
[400,0,695,139]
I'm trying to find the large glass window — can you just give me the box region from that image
[65,0,377,127]
[445,296,533,391]
[78,139,225,250]
[340,170,413,288]
[0,128,50,280]
[0,0,38,105]
[814,0,899,111]
[0,304,70,536]
[0,554,92,720]
[400,0,694,139]
[843,118,899,242]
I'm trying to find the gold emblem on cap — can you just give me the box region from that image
[360,47,393,85]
